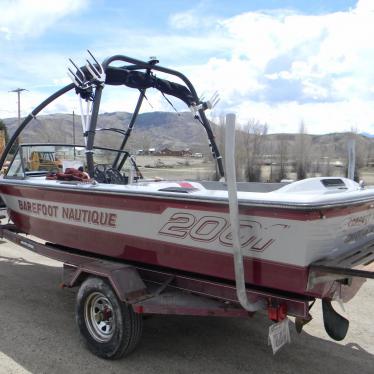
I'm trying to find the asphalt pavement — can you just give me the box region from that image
[0,238,373,374]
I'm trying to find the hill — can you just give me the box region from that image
[2,112,374,164]
[2,111,211,154]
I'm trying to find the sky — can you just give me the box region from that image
[0,0,373,134]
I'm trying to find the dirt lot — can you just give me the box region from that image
[131,156,374,183]
[0,238,373,374]
[135,155,214,180]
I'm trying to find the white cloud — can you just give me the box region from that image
[169,11,201,30]
[0,0,88,39]
[0,89,78,119]
[180,0,374,133]
[355,0,374,12]
[228,99,374,134]
[2,1,374,135]
[168,5,220,31]
[0,85,173,120]
[0,0,90,118]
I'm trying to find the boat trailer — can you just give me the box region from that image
[1,221,373,358]
[0,221,310,357]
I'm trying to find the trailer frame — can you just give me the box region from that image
[0,223,311,319]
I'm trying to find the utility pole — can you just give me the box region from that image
[9,88,27,127]
[9,88,28,144]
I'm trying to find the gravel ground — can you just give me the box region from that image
[0,238,373,374]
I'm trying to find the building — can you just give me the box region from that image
[158,147,192,157]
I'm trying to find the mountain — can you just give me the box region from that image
[360,132,374,138]
[2,112,374,163]
[2,111,211,154]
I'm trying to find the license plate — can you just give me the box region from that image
[268,318,291,354]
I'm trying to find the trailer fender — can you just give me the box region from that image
[62,261,148,303]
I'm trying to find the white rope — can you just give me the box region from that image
[79,98,87,131]
[225,113,265,312]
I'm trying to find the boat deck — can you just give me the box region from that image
[200,181,288,192]
[3,176,374,208]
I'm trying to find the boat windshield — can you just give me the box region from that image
[5,144,138,183]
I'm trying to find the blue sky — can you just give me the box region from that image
[1,0,373,134]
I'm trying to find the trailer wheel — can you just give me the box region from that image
[76,277,143,359]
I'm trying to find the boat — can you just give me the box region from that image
[1,53,374,338]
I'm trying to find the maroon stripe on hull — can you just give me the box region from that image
[320,203,374,218]
[0,184,321,220]
[2,183,374,220]
[9,210,309,294]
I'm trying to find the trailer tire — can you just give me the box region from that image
[76,277,143,359]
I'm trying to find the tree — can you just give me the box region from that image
[242,119,268,182]
[276,136,288,181]
[0,119,11,157]
[0,119,9,143]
